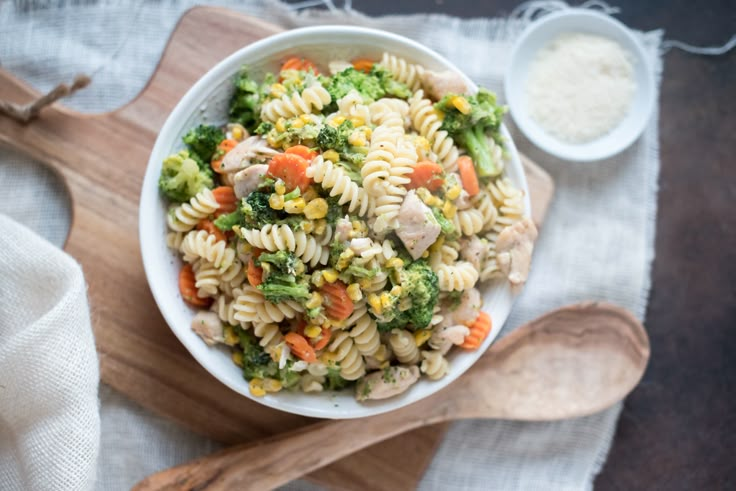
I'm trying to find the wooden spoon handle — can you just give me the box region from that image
[132,404,430,491]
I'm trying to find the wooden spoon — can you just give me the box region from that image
[134,302,649,491]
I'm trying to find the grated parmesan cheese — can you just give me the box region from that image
[525,32,636,144]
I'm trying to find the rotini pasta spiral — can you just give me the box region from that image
[347,307,381,356]
[180,229,236,270]
[389,329,421,364]
[260,83,331,122]
[253,321,283,349]
[487,178,524,234]
[212,291,241,327]
[239,225,327,267]
[361,123,400,197]
[233,285,303,324]
[192,259,220,297]
[452,208,484,236]
[408,90,459,170]
[368,98,409,128]
[379,52,424,91]
[327,331,365,381]
[336,90,371,123]
[420,350,449,380]
[472,188,499,233]
[166,231,184,250]
[306,156,374,216]
[167,188,219,232]
[435,261,480,292]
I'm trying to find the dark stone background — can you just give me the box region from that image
[290,1,735,488]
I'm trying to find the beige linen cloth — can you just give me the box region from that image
[0,1,662,490]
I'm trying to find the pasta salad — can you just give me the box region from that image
[159,53,537,401]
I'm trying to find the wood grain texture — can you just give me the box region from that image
[0,6,553,490]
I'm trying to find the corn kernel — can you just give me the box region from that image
[348,130,366,147]
[428,196,443,207]
[363,127,372,139]
[314,219,327,235]
[274,180,286,195]
[231,125,244,141]
[304,198,328,219]
[414,330,432,347]
[380,360,391,369]
[270,83,286,98]
[305,325,322,338]
[422,250,430,258]
[231,351,244,367]
[223,326,239,346]
[302,220,315,233]
[269,193,284,210]
[291,118,305,129]
[312,272,326,288]
[451,96,472,115]
[295,261,305,275]
[320,352,337,365]
[263,378,283,393]
[429,236,445,254]
[380,292,392,308]
[306,292,324,309]
[275,117,286,133]
[300,114,313,123]
[284,197,306,214]
[302,187,318,202]
[322,269,339,283]
[358,277,373,289]
[368,293,382,314]
[442,200,457,219]
[390,285,402,297]
[323,149,340,163]
[416,187,431,201]
[349,117,365,127]
[415,136,430,154]
[249,378,266,397]
[266,135,278,147]
[322,319,333,329]
[446,185,462,201]
[328,115,346,128]
[346,283,362,302]
[331,319,346,330]
[336,249,355,271]
[385,258,404,269]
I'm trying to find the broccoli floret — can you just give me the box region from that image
[325,363,349,391]
[344,264,377,279]
[261,117,321,149]
[257,251,311,303]
[214,208,244,232]
[325,67,385,104]
[377,259,439,332]
[182,125,225,168]
[316,119,353,152]
[432,207,459,240]
[328,239,347,268]
[229,69,273,132]
[435,88,506,177]
[241,190,305,230]
[158,150,213,203]
[238,330,279,380]
[371,66,412,99]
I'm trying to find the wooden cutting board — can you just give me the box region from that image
[0,7,554,490]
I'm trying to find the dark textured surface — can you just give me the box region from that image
[326,0,736,489]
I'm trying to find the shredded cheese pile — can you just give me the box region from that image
[525,33,636,144]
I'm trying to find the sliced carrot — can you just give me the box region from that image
[285,332,318,363]
[179,264,212,308]
[285,145,317,161]
[312,328,332,351]
[280,57,319,74]
[267,152,312,192]
[407,160,445,191]
[247,259,263,287]
[211,186,238,215]
[211,139,238,174]
[460,311,492,350]
[196,219,226,243]
[320,281,354,321]
[457,156,480,197]
[351,58,374,73]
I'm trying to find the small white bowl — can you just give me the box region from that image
[505,9,655,162]
[140,26,530,419]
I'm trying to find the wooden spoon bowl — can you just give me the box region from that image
[135,301,649,491]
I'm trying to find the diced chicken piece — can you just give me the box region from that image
[349,237,373,255]
[233,164,269,199]
[429,324,471,354]
[329,60,353,75]
[396,190,441,260]
[441,288,481,328]
[356,366,420,401]
[335,216,353,242]
[460,235,487,270]
[220,135,278,173]
[191,311,224,346]
[496,217,538,287]
[455,189,473,210]
[421,70,469,101]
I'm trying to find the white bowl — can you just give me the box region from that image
[504,9,655,162]
[140,26,531,419]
